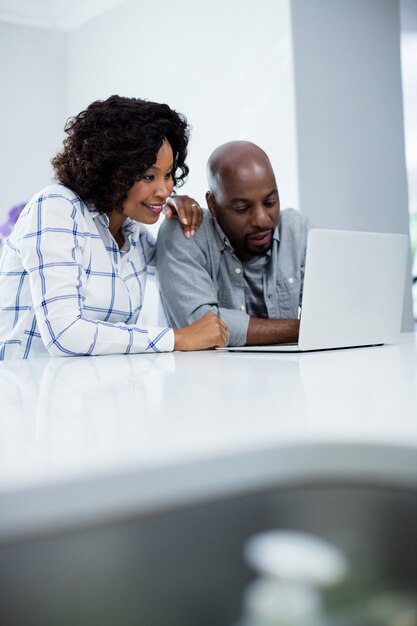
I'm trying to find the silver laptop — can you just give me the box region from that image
[221,229,409,353]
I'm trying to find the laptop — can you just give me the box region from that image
[220,228,409,353]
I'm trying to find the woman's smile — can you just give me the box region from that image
[142,201,165,215]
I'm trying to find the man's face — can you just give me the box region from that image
[206,160,280,262]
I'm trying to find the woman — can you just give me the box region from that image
[0,95,227,359]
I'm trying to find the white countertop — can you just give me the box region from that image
[1,334,416,541]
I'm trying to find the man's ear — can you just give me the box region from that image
[206,191,217,218]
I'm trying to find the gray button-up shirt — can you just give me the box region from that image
[156,208,311,346]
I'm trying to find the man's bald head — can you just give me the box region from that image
[207,141,273,195]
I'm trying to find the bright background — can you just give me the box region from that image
[0,0,416,325]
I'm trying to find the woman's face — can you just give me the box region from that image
[122,139,175,224]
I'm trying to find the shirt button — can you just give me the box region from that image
[288,277,295,284]
[240,305,246,311]
[235,267,242,274]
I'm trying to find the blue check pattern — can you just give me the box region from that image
[0,185,174,359]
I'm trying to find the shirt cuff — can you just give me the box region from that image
[131,326,175,353]
[218,308,249,346]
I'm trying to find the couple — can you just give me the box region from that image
[0,95,309,360]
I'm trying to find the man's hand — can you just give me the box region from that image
[164,195,203,239]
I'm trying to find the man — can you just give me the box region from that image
[157,140,310,346]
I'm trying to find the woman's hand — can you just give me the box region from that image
[164,195,203,239]
[173,313,228,351]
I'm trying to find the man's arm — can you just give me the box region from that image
[246,318,300,345]
[157,212,305,347]
[156,216,250,346]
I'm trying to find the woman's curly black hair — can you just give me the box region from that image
[52,95,190,214]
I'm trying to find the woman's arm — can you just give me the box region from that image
[18,191,226,356]
[18,191,174,356]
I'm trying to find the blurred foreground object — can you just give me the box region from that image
[235,527,417,626]
[238,529,348,625]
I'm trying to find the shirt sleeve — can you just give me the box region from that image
[17,192,174,356]
[156,217,249,346]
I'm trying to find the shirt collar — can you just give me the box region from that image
[90,210,108,227]
[212,217,232,252]
[91,211,137,238]
[120,217,137,238]
[273,221,281,243]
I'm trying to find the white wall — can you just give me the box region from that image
[400,0,417,211]
[67,0,299,221]
[291,0,414,330]
[0,21,67,221]
[0,2,413,329]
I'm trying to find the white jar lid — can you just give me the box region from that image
[244,529,349,586]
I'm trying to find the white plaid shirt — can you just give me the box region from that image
[0,184,174,359]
